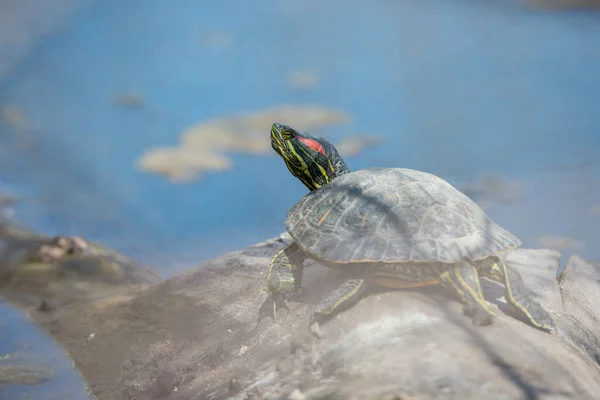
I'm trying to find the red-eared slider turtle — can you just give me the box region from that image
[266,123,555,334]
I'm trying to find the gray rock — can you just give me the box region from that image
[558,254,600,365]
[104,242,600,400]
[0,226,160,299]
[19,237,600,400]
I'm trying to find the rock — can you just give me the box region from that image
[0,226,160,302]
[557,254,600,364]
[13,235,599,400]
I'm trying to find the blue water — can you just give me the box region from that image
[0,301,92,400]
[0,0,598,273]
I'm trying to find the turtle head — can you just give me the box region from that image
[270,123,350,191]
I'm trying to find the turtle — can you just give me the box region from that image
[266,122,556,334]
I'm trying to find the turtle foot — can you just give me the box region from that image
[463,305,494,327]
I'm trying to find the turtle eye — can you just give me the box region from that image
[281,130,295,140]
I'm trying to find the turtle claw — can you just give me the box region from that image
[309,320,323,339]
[308,313,324,338]
[271,293,290,323]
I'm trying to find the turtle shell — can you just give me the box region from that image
[286,168,521,264]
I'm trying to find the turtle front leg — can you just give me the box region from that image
[480,257,555,332]
[309,278,367,337]
[266,242,306,321]
[438,262,495,327]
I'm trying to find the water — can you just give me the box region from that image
[0,301,92,400]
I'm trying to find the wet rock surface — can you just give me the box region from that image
[3,231,600,399]
[0,223,159,396]
[0,225,160,302]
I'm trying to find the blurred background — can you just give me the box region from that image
[1,0,599,276]
[0,0,599,398]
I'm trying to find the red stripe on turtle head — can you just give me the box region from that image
[297,137,326,156]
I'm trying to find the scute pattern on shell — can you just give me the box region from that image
[286,168,521,264]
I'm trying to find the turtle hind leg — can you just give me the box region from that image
[438,262,495,327]
[309,278,367,337]
[481,257,555,332]
[265,242,306,321]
